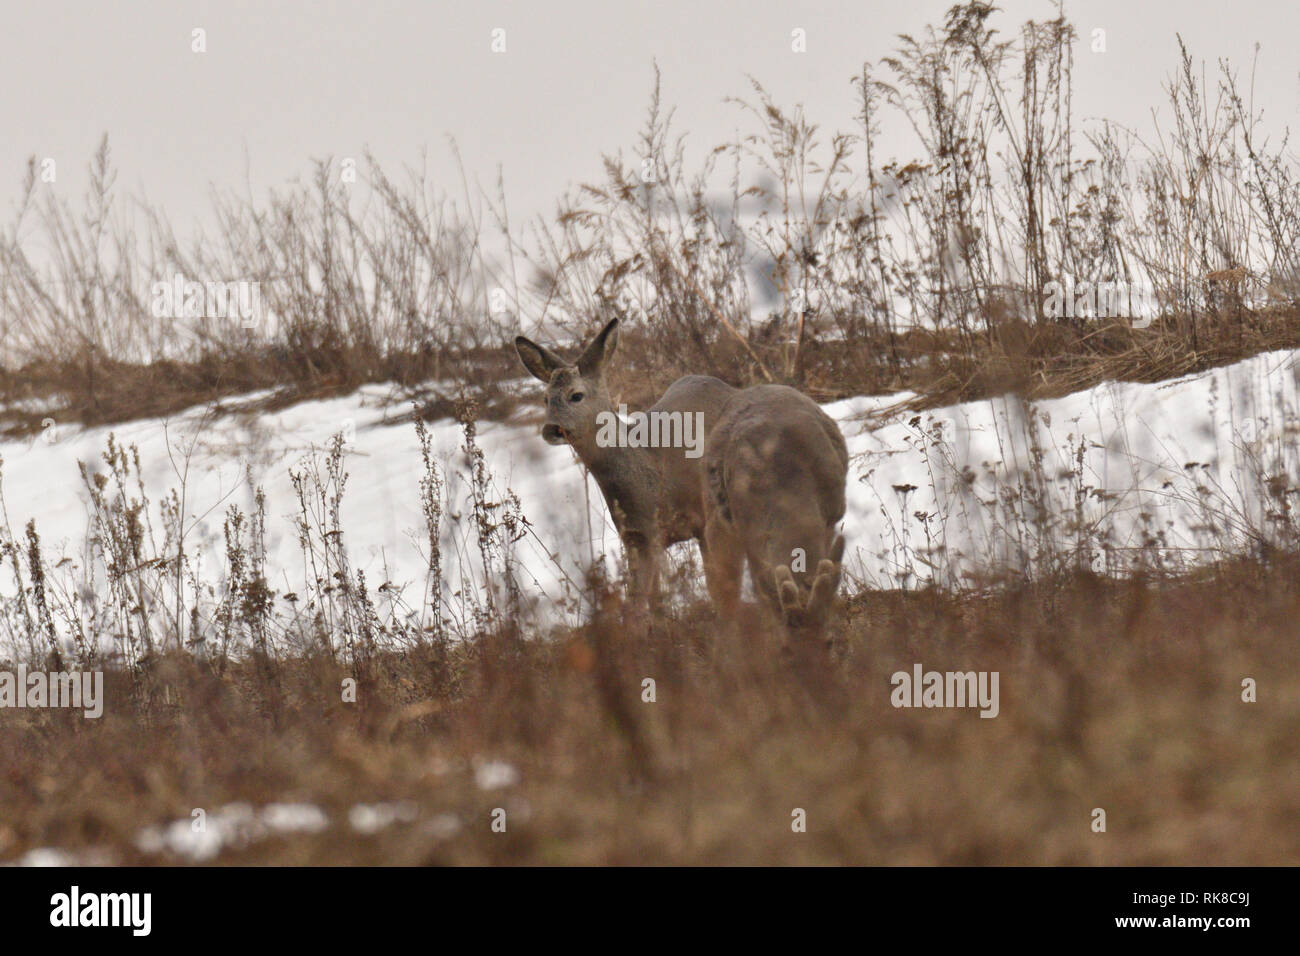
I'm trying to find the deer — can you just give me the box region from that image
[514,317,849,642]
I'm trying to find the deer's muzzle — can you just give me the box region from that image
[542,423,570,445]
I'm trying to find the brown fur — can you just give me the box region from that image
[515,319,849,641]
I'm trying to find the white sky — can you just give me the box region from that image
[2,0,1297,243]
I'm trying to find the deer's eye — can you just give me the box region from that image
[569,392,585,403]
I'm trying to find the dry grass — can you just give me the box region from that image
[0,344,525,439]
[5,5,1300,436]
[1,407,1293,866]
[0,558,1295,865]
[1,2,1298,868]
[7,301,1300,440]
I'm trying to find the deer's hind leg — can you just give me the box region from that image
[703,515,744,624]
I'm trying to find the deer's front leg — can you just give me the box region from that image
[622,528,661,611]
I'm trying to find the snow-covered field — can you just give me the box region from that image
[2,349,1298,642]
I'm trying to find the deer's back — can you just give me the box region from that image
[647,375,738,542]
[705,384,848,534]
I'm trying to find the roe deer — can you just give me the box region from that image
[514,318,849,641]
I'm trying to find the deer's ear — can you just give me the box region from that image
[514,336,565,383]
[576,318,619,378]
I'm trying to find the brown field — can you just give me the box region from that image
[1,557,1295,866]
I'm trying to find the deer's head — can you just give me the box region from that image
[514,318,619,454]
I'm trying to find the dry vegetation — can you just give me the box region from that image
[0,555,1295,865]
[4,5,1300,430]
[1,3,1298,865]
[0,398,1295,865]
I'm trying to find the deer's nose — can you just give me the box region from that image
[542,423,570,445]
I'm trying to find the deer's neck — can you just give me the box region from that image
[579,438,661,533]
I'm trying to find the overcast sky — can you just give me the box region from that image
[2,0,1297,243]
